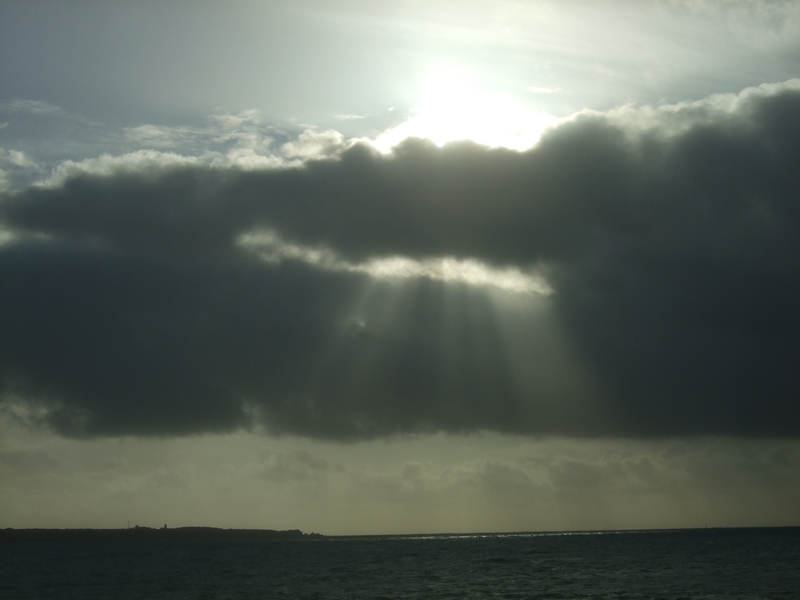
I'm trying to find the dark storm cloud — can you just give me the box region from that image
[2,83,799,439]
[0,244,524,439]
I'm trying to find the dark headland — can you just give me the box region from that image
[0,527,323,543]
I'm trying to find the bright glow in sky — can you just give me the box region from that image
[374,68,559,151]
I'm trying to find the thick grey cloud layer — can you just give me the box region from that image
[2,84,799,439]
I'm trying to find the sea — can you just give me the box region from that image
[2,527,798,599]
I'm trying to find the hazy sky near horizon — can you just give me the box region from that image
[1,0,800,534]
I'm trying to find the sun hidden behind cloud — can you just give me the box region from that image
[373,68,559,152]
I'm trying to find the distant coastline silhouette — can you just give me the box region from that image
[0,527,323,543]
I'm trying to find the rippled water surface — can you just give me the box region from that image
[3,527,798,599]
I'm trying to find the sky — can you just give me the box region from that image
[1,0,799,535]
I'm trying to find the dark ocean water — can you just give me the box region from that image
[2,527,798,599]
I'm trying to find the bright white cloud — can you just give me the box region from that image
[281,129,348,158]
[600,78,800,139]
[123,124,195,148]
[0,99,67,116]
[7,150,36,168]
[37,150,206,188]
[237,229,552,295]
